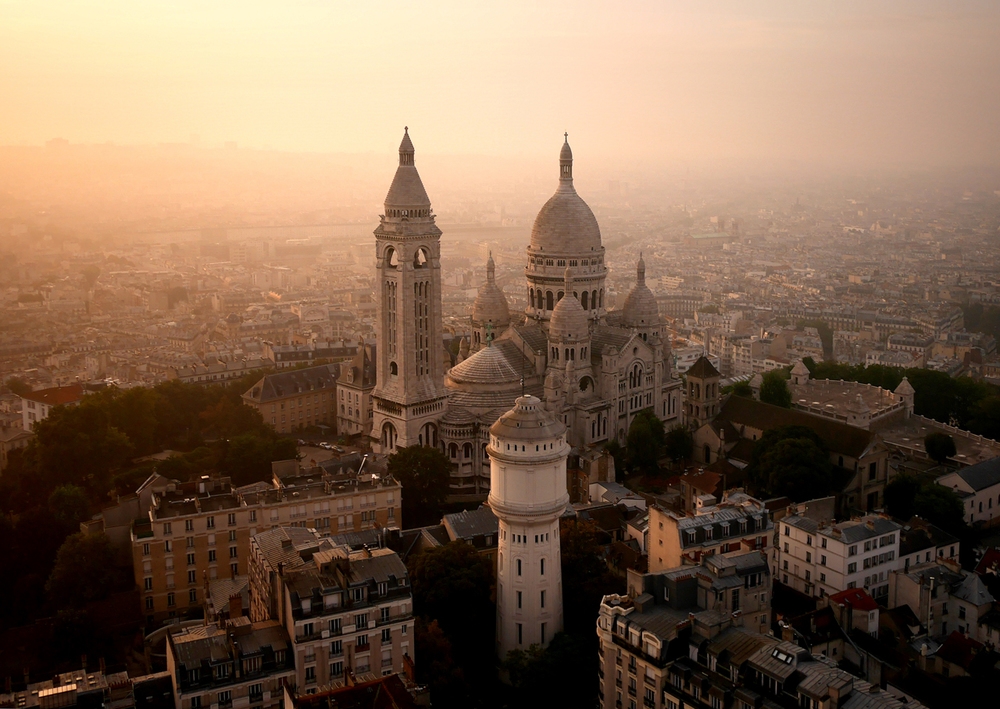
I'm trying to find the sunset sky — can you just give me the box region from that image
[2,1,999,168]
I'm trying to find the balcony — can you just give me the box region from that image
[643,698,655,708]
[644,675,655,687]
[628,687,636,698]
[381,658,393,669]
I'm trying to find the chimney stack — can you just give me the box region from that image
[229,593,243,619]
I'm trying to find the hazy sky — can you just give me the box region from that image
[2,1,999,168]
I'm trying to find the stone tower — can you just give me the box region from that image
[684,355,721,430]
[371,128,448,453]
[488,395,568,663]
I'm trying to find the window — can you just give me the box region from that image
[187,553,196,566]
[145,596,154,610]
[249,684,262,701]
[249,510,256,523]
[381,628,391,642]
[228,530,237,542]
[541,622,546,644]
[208,550,216,562]
[228,513,236,526]
[189,589,197,603]
[357,634,369,648]
[330,661,343,678]
[381,607,391,623]
[167,592,175,607]
[142,543,150,556]
[217,692,231,706]
[164,540,172,553]
[848,562,857,573]
[206,516,215,529]
[163,522,172,535]
[540,558,545,575]
[229,546,238,559]
[185,519,194,532]
[329,618,341,635]
[305,666,316,684]
[517,559,522,576]
[144,577,153,591]
[517,623,523,645]
[190,697,201,709]
[356,613,369,629]
[848,545,857,556]
[517,591,522,609]
[230,563,238,577]
[188,570,196,584]
[540,590,546,608]
[330,640,343,657]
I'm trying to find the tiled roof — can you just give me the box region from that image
[21,383,84,406]
[687,356,720,379]
[243,364,337,404]
[953,456,1000,492]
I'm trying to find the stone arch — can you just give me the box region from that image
[385,246,399,269]
[413,246,430,268]
[381,422,398,451]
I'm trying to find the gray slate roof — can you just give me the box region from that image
[954,456,1000,491]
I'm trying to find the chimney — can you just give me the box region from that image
[229,593,243,619]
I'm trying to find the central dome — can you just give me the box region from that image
[529,136,602,254]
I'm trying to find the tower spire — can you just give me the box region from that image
[559,133,573,185]
[637,252,646,287]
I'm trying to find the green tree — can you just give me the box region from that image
[414,618,469,706]
[46,533,124,606]
[387,446,452,527]
[560,520,624,635]
[48,485,91,528]
[759,370,792,408]
[749,426,835,500]
[626,408,665,476]
[884,474,920,522]
[4,376,32,397]
[968,396,1000,441]
[219,433,297,487]
[914,485,966,534]
[729,380,753,398]
[663,425,694,465]
[504,633,595,709]
[924,432,957,465]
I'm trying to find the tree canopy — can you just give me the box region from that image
[759,370,792,408]
[924,432,957,465]
[46,533,126,605]
[663,425,694,464]
[387,445,452,527]
[748,426,836,501]
[626,408,665,475]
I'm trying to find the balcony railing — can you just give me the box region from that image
[628,687,636,697]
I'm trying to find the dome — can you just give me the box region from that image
[489,395,566,442]
[548,269,589,341]
[529,136,602,254]
[471,254,510,327]
[621,254,659,328]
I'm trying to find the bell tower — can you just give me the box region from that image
[371,128,448,453]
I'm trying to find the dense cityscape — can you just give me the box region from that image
[3,3,1000,709]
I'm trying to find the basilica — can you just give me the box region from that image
[370,129,682,494]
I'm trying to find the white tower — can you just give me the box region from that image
[488,395,569,662]
[371,128,448,452]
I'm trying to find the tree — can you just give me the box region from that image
[46,533,124,606]
[626,408,665,476]
[967,396,1000,441]
[604,441,626,483]
[414,618,470,706]
[663,425,694,465]
[218,433,297,486]
[914,485,966,534]
[560,520,624,635]
[759,370,792,408]
[749,426,835,501]
[503,633,595,709]
[729,380,753,398]
[884,474,920,521]
[387,446,452,527]
[48,485,91,528]
[924,432,957,465]
[4,376,31,397]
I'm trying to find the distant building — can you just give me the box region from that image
[0,669,174,709]
[20,383,84,431]
[242,364,337,434]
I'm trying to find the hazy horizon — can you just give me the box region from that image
[3,1,1000,170]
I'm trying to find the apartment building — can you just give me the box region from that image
[647,491,772,572]
[597,550,771,709]
[888,558,996,643]
[131,465,400,626]
[772,513,902,601]
[937,457,1000,527]
[242,365,337,435]
[166,618,295,709]
[20,383,84,431]
[248,527,413,693]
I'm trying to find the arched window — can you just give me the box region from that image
[389,361,398,376]
[463,443,472,459]
[546,291,554,310]
[413,247,429,268]
[529,288,534,307]
[382,423,397,451]
[385,247,399,268]
[449,443,458,459]
[592,290,597,309]
[582,291,589,309]
[557,291,564,302]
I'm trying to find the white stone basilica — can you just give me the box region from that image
[371,129,682,494]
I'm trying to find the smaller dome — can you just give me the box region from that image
[489,395,566,442]
[549,269,589,341]
[471,253,510,327]
[621,255,659,327]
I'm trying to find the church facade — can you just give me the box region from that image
[372,129,682,495]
